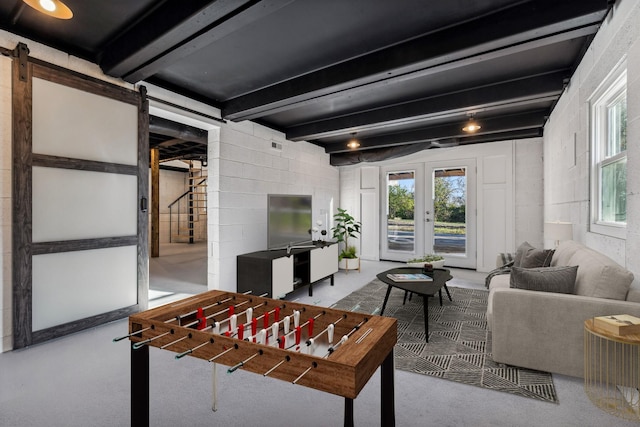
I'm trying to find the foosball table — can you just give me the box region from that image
[117,290,397,426]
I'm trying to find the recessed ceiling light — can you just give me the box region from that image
[23,0,73,19]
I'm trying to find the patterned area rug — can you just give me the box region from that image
[331,279,558,403]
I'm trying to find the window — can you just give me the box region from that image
[590,59,627,238]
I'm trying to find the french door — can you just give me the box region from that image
[381,159,476,269]
[425,160,476,269]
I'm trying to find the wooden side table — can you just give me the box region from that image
[584,318,640,422]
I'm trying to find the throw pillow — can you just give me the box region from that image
[510,266,578,294]
[513,241,554,268]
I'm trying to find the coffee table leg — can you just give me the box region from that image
[444,284,452,302]
[380,285,392,315]
[423,296,429,343]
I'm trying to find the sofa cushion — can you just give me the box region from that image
[510,266,577,294]
[550,240,582,267]
[566,244,633,300]
[514,242,554,268]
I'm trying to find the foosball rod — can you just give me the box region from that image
[306,315,344,345]
[208,344,238,362]
[229,306,300,342]
[263,355,291,377]
[175,338,215,359]
[292,362,318,384]
[227,350,263,373]
[163,296,235,325]
[322,318,368,358]
[160,333,192,349]
[112,326,151,342]
[132,329,173,350]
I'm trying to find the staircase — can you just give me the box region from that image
[169,161,207,243]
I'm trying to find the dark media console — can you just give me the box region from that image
[237,241,338,298]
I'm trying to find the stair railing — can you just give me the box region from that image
[168,178,207,243]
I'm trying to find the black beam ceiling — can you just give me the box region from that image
[100,0,253,77]
[102,0,296,83]
[222,0,606,121]
[149,116,208,143]
[286,71,567,141]
[324,111,547,154]
[329,128,543,167]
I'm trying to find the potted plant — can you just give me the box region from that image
[331,208,361,271]
[407,254,445,269]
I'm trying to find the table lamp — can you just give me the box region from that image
[544,221,573,247]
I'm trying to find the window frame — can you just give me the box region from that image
[589,58,627,239]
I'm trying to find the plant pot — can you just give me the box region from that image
[406,259,445,269]
[339,257,360,272]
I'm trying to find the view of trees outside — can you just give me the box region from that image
[433,169,466,254]
[386,169,467,254]
[387,172,415,251]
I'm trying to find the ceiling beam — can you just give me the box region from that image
[149,116,208,143]
[100,0,254,78]
[222,0,605,121]
[324,111,547,154]
[329,128,542,166]
[101,0,296,83]
[286,71,566,141]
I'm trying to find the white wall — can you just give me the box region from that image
[210,121,339,292]
[337,139,544,272]
[514,138,544,247]
[543,0,640,287]
[1,54,11,351]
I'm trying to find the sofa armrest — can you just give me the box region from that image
[489,288,640,378]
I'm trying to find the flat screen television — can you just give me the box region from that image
[267,194,312,249]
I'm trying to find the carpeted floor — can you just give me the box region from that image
[331,279,558,403]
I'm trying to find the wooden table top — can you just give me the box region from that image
[584,318,640,345]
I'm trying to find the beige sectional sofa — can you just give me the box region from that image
[487,240,640,378]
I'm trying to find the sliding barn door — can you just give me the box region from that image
[12,43,149,348]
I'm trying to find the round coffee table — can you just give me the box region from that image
[376,267,453,342]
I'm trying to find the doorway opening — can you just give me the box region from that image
[147,114,211,299]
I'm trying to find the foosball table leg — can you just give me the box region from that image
[344,397,354,427]
[381,348,395,426]
[131,344,149,427]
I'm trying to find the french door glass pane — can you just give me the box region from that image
[386,171,415,252]
[600,157,626,223]
[433,168,466,255]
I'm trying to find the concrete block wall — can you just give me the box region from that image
[514,138,544,248]
[543,0,640,275]
[210,121,339,292]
